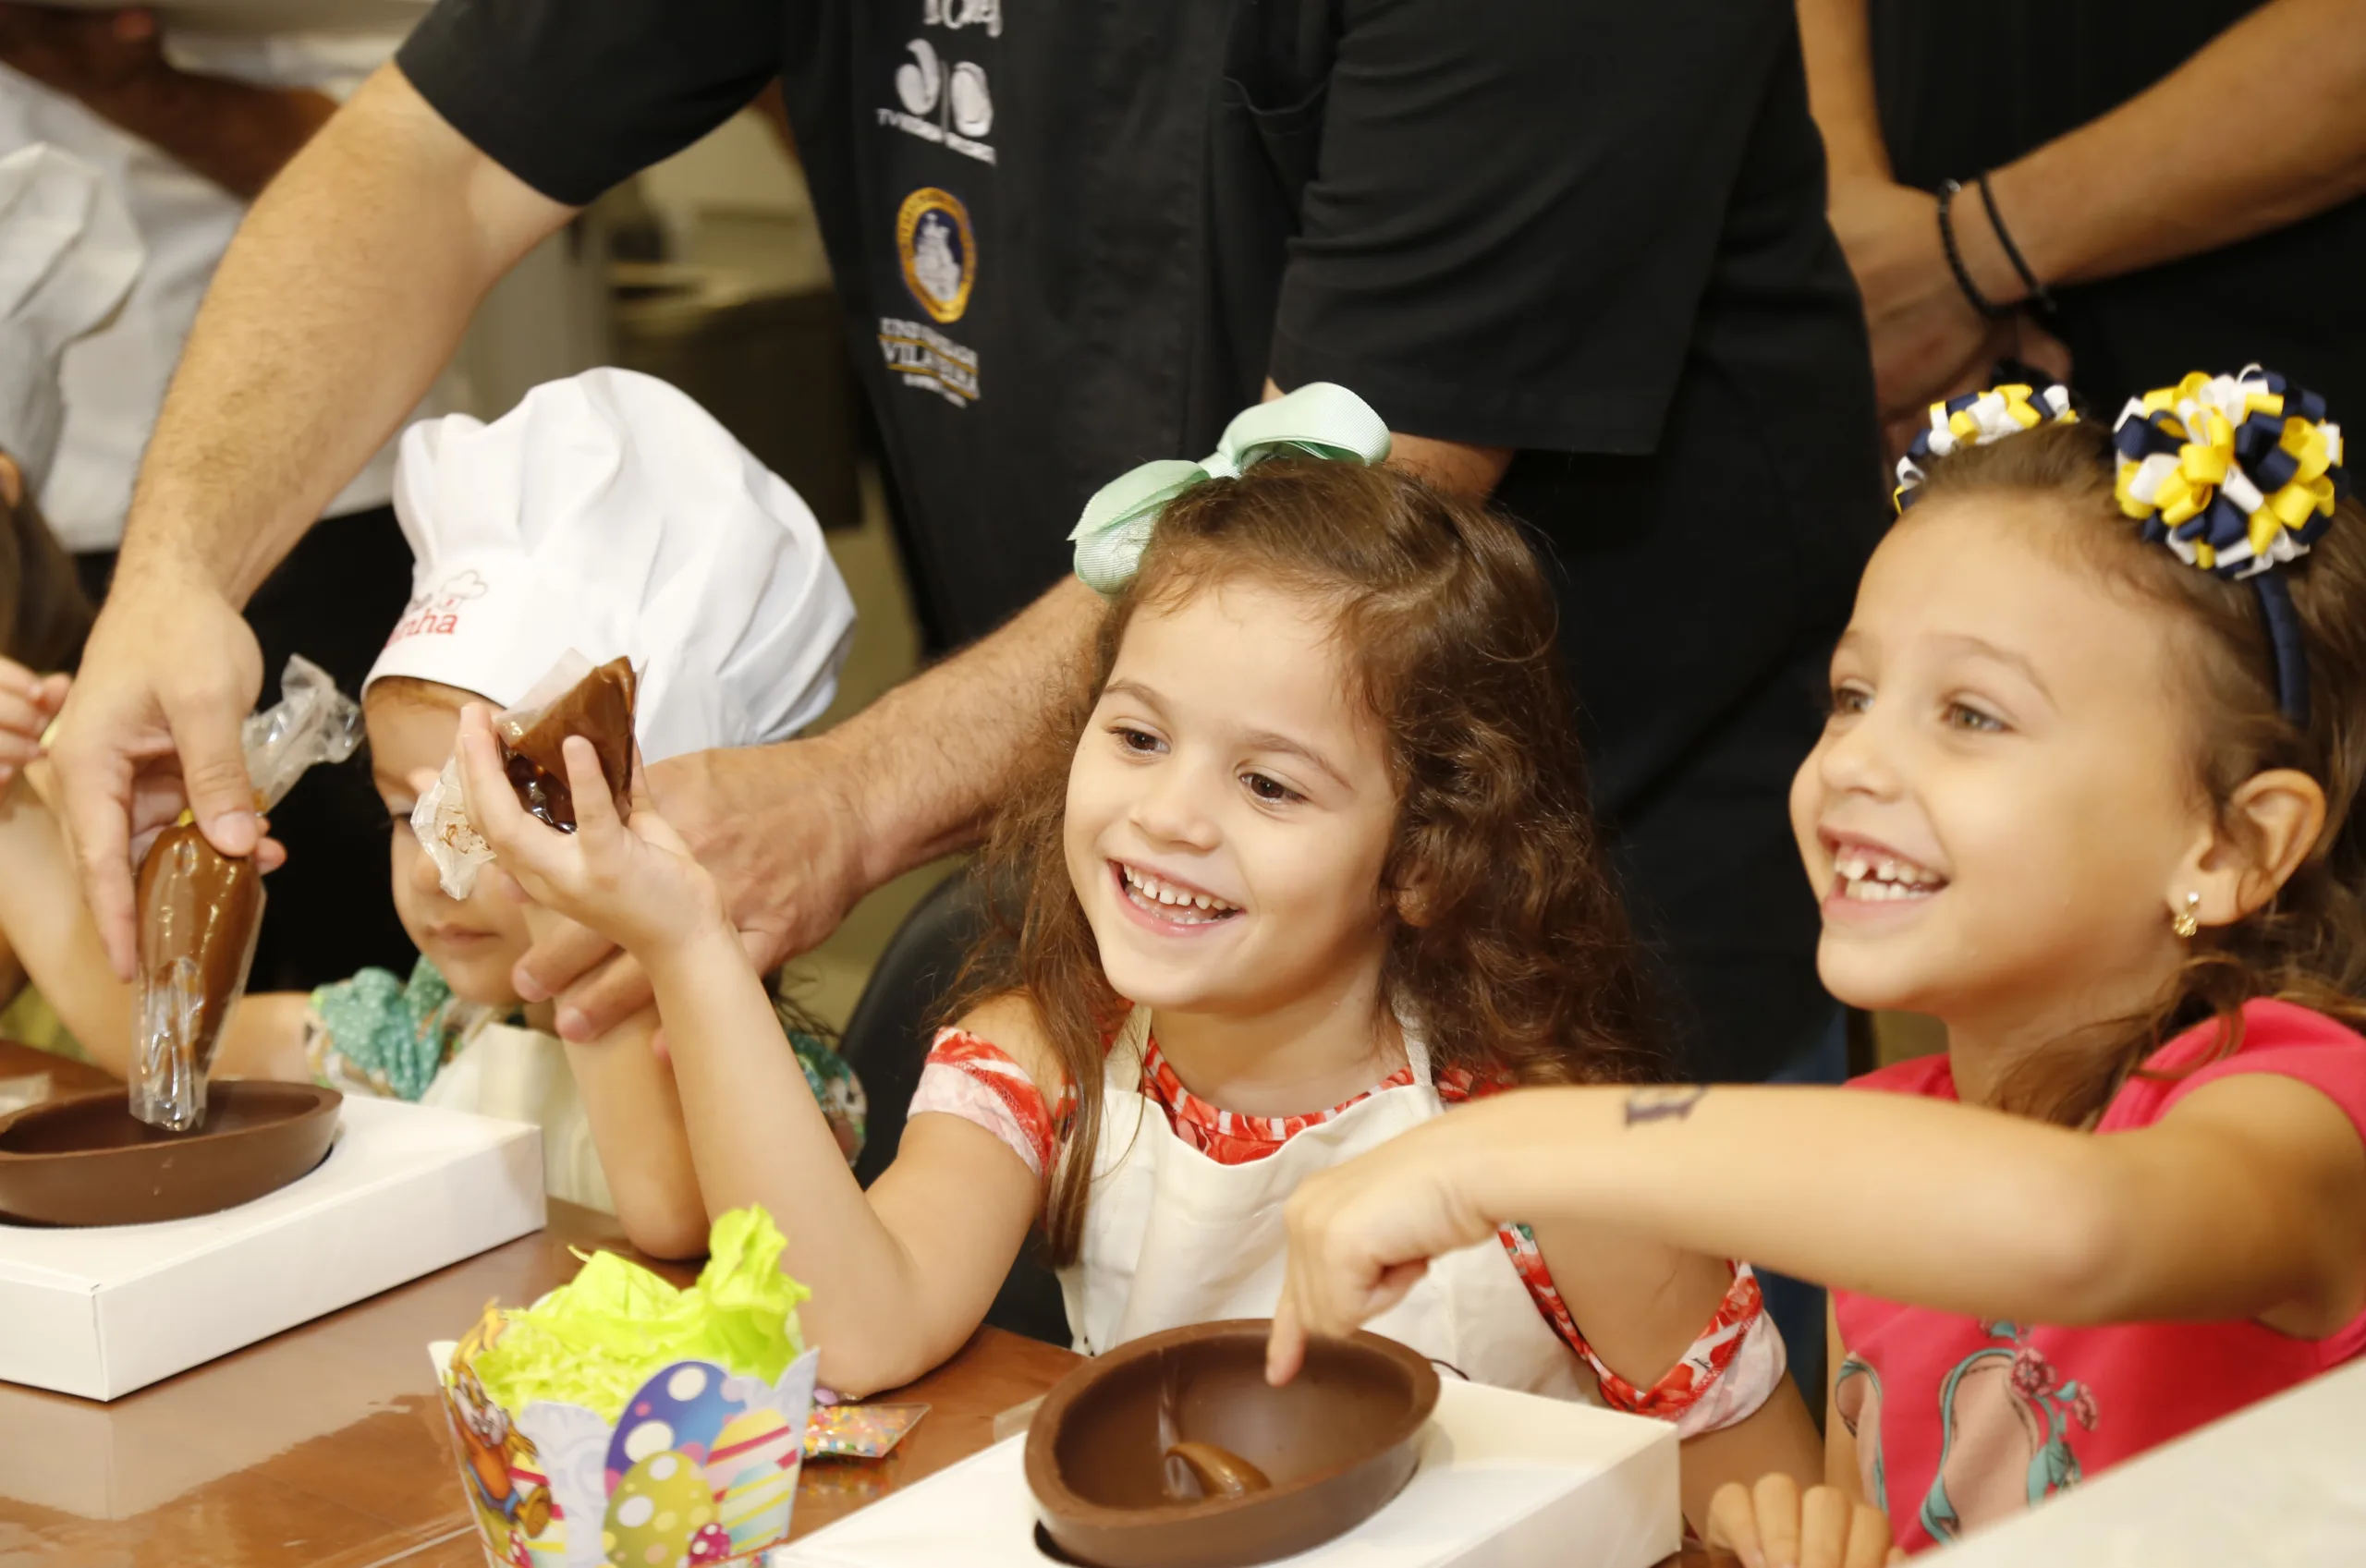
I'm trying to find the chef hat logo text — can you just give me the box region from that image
[385,569,493,648]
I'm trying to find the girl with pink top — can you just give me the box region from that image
[457,385,1823,1531]
[1270,370,2366,1563]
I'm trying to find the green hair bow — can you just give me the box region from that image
[1067,382,1392,596]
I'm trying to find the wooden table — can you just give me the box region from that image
[0,1043,1081,1568]
[0,1042,1720,1567]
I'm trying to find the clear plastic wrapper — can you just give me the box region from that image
[130,656,361,1132]
[411,651,638,899]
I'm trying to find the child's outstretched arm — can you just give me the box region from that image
[1270,1076,2366,1376]
[503,892,706,1258]
[457,708,1041,1396]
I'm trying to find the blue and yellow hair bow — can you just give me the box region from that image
[1068,382,1392,596]
[1893,381,2076,513]
[2111,367,2347,581]
[2113,366,2347,724]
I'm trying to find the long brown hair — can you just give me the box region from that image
[0,473,91,671]
[956,458,1663,1263]
[1908,419,2366,1125]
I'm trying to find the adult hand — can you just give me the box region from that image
[1702,1475,1897,1568]
[1877,310,2077,467]
[0,6,164,104]
[511,736,873,1041]
[47,573,266,979]
[1827,177,2022,423]
[1266,1113,1501,1386]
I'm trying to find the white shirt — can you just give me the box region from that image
[0,17,462,551]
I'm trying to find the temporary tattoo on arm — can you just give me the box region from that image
[1623,1085,1708,1125]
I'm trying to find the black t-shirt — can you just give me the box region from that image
[401,0,1882,1077]
[401,0,1876,796]
[1872,0,2366,417]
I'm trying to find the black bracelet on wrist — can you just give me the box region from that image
[1976,171,2057,315]
[1936,179,2006,321]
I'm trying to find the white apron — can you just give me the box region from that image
[421,1019,614,1214]
[1058,1009,1594,1399]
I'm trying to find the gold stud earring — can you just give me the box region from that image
[2172,892,2201,940]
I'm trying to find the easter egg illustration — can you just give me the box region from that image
[701,1407,799,1551]
[686,1522,734,1563]
[602,1450,715,1568]
[606,1362,739,1489]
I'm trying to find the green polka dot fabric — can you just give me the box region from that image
[305,954,483,1102]
[303,954,867,1164]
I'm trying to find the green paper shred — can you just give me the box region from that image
[471,1206,811,1423]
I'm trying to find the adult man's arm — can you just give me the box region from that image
[0,6,332,200]
[1800,0,2366,418]
[530,0,1730,1035]
[50,63,573,977]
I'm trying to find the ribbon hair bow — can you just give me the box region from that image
[2112,366,2347,581]
[1068,382,1391,596]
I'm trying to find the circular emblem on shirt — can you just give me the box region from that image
[896,187,976,325]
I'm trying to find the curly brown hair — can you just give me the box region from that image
[1907,418,2366,1125]
[953,458,1665,1264]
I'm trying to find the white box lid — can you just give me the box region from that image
[778,1379,1680,1568]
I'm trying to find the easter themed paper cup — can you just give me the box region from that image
[427,1207,821,1568]
[434,1338,820,1568]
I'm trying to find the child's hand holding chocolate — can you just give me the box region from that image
[454,702,728,964]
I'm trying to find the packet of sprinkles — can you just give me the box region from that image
[805,1402,930,1460]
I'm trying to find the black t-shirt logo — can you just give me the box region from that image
[896,187,976,324]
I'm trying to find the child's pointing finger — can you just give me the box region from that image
[1265,1288,1309,1386]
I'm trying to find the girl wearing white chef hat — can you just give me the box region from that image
[0,368,863,1253]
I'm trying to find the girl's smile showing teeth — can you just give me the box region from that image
[1114,860,1242,928]
[1821,833,1947,911]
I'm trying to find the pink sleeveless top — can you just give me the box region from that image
[1835,1000,2366,1552]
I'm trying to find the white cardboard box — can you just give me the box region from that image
[0,1094,543,1401]
[777,1378,1682,1568]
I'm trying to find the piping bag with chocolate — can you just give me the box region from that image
[410,652,637,899]
[132,656,362,1131]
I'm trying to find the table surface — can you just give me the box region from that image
[0,1040,1720,1568]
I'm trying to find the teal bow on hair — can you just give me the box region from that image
[1068,382,1393,595]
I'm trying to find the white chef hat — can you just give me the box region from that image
[365,368,856,762]
[0,144,140,489]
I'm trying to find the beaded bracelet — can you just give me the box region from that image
[1935,179,2006,320]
